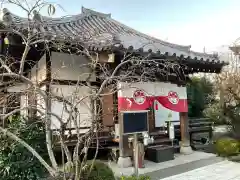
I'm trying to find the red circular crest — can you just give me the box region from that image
[167,91,179,104]
[133,90,146,105]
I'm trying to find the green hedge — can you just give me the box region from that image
[0,116,48,180]
[215,138,240,157]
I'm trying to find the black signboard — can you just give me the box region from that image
[122,111,148,134]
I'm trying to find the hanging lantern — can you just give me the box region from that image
[155,102,158,110]
[4,37,9,45]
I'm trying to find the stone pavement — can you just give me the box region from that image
[145,156,223,179]
[161,160,240,180]
[110,151,222,178]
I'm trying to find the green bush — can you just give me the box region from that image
[61,160,115,180]
[119,175,151,180]
[0,115,49,180]
[215,138,240,157]
[82,160,115,180]
[187,76,215,118]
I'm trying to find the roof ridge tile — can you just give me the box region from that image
[81,6,111,18]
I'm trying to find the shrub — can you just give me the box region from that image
[60,160,115,180]
[203,103,227,125]
[215,138,240,157]
[82,160,115,180]
[0,115,48,180]
[83,160,115,180]
[119,175,151,180]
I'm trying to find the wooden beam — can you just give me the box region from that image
[50,79,100,86]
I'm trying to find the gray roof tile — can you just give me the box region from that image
[0,6,220,61]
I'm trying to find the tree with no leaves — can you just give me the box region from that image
[0,0,184,179]
[210,47,240,137]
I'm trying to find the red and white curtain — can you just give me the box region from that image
[118,82,188,112]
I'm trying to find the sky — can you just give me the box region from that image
[3,0,240,53]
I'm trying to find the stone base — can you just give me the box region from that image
[180,146,193,155]
[117,157,132,168]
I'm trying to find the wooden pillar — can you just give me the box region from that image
[46,50,52,113]
[1,94,7,128]
[119,135,130,157]
[148,109,155,133]
[118,113,131,157]
[102,86,114,127]
[118,112,124,157]
[180,112,190,144]
[180,112,192,154]
[117,112,132,167]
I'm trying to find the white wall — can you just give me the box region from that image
[51,52,96,81]
[29,52,97,82]
[50,84,92,134]
[24,52,95,135]
[7,83,28,93]
[31,64,37,83]
[19,53,46,117]
[30,54,47,83]
[30,52,96,82]
[37,55,47,83]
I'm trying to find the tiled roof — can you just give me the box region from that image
[0,7,220,62]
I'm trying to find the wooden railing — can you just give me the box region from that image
[166,118,213,147]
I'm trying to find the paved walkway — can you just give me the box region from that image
[161,160,240,180]
[111,151,218,177]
